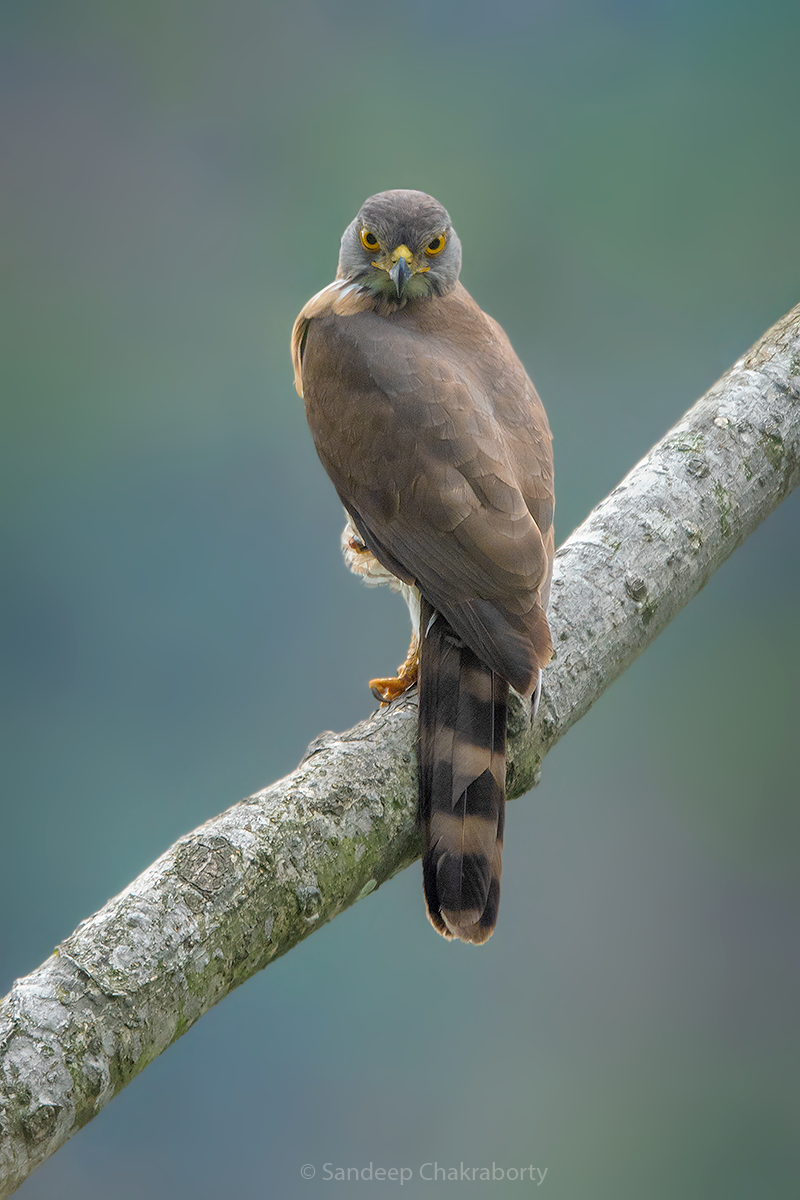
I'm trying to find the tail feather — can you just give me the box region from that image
[418,599,508,944]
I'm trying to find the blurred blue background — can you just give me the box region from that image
[2,1,799,1196]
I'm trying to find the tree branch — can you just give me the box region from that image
[2,303,799,1197]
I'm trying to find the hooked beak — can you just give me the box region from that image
[388,252,412,297]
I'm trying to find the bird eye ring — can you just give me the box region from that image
[360,228,380,251]
[425,233,447,256]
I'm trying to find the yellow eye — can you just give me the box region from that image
[425,233,447,256]
[360,228,380,252]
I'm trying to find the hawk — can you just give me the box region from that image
[291,190,554,943]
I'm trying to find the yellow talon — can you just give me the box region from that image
[368,633,419,705]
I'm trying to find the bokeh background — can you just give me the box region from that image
[2,1,799,1196]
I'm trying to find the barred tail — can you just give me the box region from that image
[418,599,508,945]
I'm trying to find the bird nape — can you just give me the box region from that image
[291,189,554,943]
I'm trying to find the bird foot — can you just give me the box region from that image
[369,636,419,705]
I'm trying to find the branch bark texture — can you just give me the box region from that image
[1,304,799,1196]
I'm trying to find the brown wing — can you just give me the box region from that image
[296,282,554,696]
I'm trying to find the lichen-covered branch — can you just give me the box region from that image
[1,304,799,1197]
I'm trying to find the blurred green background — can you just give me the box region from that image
[2,1,799,1196]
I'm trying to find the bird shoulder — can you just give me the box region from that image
[291,279,378,398]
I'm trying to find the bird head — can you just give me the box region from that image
[337,189,462,303]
